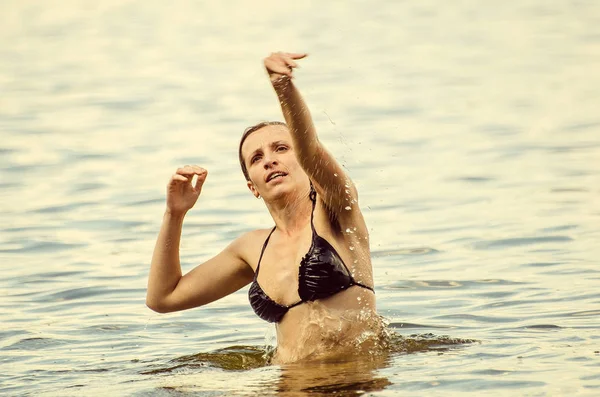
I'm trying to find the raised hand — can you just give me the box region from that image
[264,52,307,83]
[166,165,208,216]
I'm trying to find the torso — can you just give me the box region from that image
[274,285,381,363]
[242,196,381,363]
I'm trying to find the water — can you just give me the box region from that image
[1,0,599,395]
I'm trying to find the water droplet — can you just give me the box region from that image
[345,228,352,233]
[333,173,338,177]
[357,297,362,302]
[344,206,351,210]
[349,246,355,251]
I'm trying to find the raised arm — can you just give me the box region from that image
[146,166,254,313]
[264,52,359,218]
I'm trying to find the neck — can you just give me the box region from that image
[264,187,312,236]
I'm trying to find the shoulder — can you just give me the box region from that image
[227,228,274,268]
[233,228,274,246]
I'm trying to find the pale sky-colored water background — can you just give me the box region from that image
[1,0,600,395]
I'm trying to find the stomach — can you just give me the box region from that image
[272,286,385,364]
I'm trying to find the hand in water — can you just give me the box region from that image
[166,165,207,216]
[264,52,307,83]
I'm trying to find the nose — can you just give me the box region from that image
[262,153,278,169]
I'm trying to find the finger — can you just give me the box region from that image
[178,164,197,171]
[194,170,208,186]
[191,165,208,176]
[192,176,202,192]
[178,165,207,175]
[265,57,291,71]
[282,57,299,69]
[284,52,307,60]
[196,170,208,182]
[266,61,292,77]
[176,167,199,177]
[170,174,189,183]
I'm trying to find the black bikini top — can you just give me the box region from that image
[248,188,374,323]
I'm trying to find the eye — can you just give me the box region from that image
[276,145,288,152]
[250,154,262,164]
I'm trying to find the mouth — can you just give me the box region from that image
[266,171,288,183]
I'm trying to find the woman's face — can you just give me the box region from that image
[241,125,309,200]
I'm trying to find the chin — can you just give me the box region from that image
[266,182,296,200]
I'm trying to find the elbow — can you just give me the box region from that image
[146,296,172,314]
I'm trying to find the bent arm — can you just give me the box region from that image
[146,210,186,312]
[146,211,254,313]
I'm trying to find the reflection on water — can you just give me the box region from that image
[276,358,392,397]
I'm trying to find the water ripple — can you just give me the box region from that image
[38,287,114,302]
[472,236,572,250]
[4,337,71,351]
[372,247,439,257]
[384,279,525,290]
[0,240,86,253]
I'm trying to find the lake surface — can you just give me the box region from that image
[1,0,599,395]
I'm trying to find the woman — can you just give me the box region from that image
[147,52,383,363]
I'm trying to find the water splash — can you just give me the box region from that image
[140,330,476,375]
[141,346,273,374]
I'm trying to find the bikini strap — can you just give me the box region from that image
[287,299,304,310]
[309,182,317,203]
[353,281,375,293]
[254,226,276,278]
[309,182,317,234]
